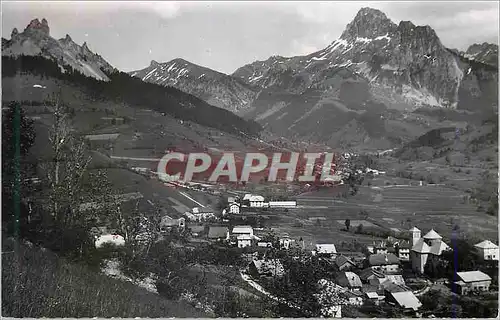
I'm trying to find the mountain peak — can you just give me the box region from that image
[341,7,396,40]
[24,18,50,36]
[11,28,19,38]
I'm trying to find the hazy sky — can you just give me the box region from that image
[2,1,498,74]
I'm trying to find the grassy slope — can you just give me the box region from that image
[1,237,206,318]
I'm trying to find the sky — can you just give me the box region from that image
[2,1,499,74]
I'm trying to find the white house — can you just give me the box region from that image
[410,227,450,274]
[228,202,241,214]
[242,194,266,207]
[279,237,295,250]
[315,244,337,257]
[474,240,499,261]
[455,270,492,294]
[95,234,125,248]
[232,225,254,237]
[237,235,253,248]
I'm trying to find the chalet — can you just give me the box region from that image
[279,236,295,250]
[336,272,362,290]
[385,291,422,312]
[342,290,364,306]
[396,242,411,261]
[367,253,401,273]
[232,225,254,237]
[237,235,253,248]
[257,241,273,248]
[188,207,216,222]
[410,227,450,274]
[187,225,205,237]
[454,271,492,295]
[362,285,384,305]
[208,226,229,241]
[242,194,266,208]
[315,244,337,258]
[159,216,185,232]
[474,240,499,261]
[248,259,285,278]
[335,255,357,271]
[359,268,388,285]
[228,202,240,214]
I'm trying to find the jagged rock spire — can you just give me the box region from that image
[24,18,50,35]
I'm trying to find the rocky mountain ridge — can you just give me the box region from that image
[129,58,258,113]
[2,18,115,81]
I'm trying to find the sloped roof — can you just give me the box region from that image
[335,255,356,268]
[316,244,337,254]
[429,241,450,255]
[383,281,411,293]
[208,226,228,239]
[475,240,499,249]
[337,272,362,288]
[390,292,422,310]
[457,271,492,283]
[359,268,386,281]
[368,253,400,266]
[409,226,421,232]
[423,229,442,240]
[232,225,253,234]
[411,238,431,253]
[366,292,379,299]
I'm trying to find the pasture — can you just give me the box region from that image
[259,179,497,249]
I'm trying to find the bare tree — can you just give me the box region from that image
[42,93,92,229]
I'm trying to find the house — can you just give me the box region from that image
[188,207,216,222]
[95,234,125,248]
[454,271,492,295]
[279,237,295,250]
[362,285,384,305]
[367,253,401,273]
[232,225,254,237]
[237,235,253,248]
[315,244,337,258]
[159,216,185,232]
[248,259,285,278]
[335,255,357,271]
[228,202,241,214]
[257,241,273,248]
[359,268,388,285]
[474,240,499,261]
[396,242,411,261]
[242,194,266,207]
[410,227,450,274]
[336,272,362,290]
[385,291,422,312]
[187,225,206,237]
[342,290,364,306]
[208,226,229,241]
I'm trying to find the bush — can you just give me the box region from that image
[1,238,205,318]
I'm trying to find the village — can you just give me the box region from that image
[94,178,499,318]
